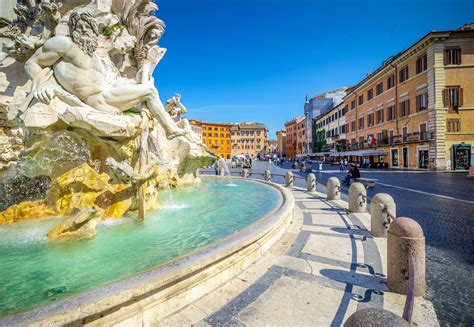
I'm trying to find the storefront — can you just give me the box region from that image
[452,144,471,170]
[418,147,429,169]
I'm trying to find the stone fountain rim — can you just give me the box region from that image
[0,176,294,326]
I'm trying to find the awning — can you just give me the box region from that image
[329,150,387,157]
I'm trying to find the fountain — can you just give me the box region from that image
[0,1,294,325]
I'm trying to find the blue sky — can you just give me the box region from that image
[153,0,474,137]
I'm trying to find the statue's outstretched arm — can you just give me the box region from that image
[24,36,72,104]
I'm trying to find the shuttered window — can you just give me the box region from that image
[358,117,365,130]
[387,105,395,121]
[447,119,461,132]
[367,89,373,100]
[376,82,383,95]
[376,109,384,124]
[416,54,428,74]
[387,75,395,89]
[443,86,463,112]
[399,66,409,83]
[444,48,461,65]
[399,100,410,117]
[416,93,428,112]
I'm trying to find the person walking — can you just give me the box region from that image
[339,160,344,172]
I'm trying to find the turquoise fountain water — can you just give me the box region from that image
[0,178,282,317]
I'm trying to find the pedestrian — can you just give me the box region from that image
[343,163,361,186]
[339,159,344,172]
[213,159,219,175]
[343,159,348,172]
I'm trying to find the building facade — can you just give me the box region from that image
[285,117,305,159]
[276,129,287,158]
[342,26,474,170]
[313,102,348,153]
[304,88,347,152]
[230,122,267,158]
[194,121,232,158]
[188,119,202,143]
[266,140,278,156]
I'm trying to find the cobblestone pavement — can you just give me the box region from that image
[205,161,474,325]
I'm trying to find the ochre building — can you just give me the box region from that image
[230,122,267,158]
[191,120,232,159]
[343,24,474,170]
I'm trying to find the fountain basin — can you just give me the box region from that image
[0,176,294,326]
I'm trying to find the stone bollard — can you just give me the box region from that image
[285,171,294,187]
[241,169,249,178]
[344,308,409,327]
[348,182,366,213]
[264,170,271,182]
[371,193,396,238]
[306,173,316,192]
[327,177,341,200]
[387,217,425,296]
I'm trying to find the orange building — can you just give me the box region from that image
[190,120,232,158]
[285,117,305,159]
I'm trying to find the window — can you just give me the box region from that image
[444,48,461,65]
[343,105,348,115]
[359,136,364,147]
[420,123,427,140]
[399,99,410,117]
[358,94,364,105]
[416,93,428,111]
[416,54,428,74]
[351,100,356,110]
[358,116,365,130]
[351,120,356,132]
[447,119,461,132]
[376,109,384,124]
[214,133,218,137]
[443,87,463,112]
[399,66,409,83]
[402,126,408,142]
[367,113,374,127]
[376,82,383,96]
[387,105,396,121]
[387,74,395,89]
[202,132,206,137]
[367,89,373,101]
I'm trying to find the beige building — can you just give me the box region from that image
[230,122,267,158]
[188,119,202,143]
[276,129,287,158]
[342,24,474,170]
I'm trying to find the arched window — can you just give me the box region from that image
[220,133,224,137]
[214,133,218,137]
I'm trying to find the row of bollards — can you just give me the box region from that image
[236,169,425,324]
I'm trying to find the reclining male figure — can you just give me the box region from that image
[24,10,185,139]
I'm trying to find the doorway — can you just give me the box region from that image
[452,144,471,170]
[418,149,429,169]
[403,147,408,168]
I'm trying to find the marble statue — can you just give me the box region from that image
[0,0,215,235]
